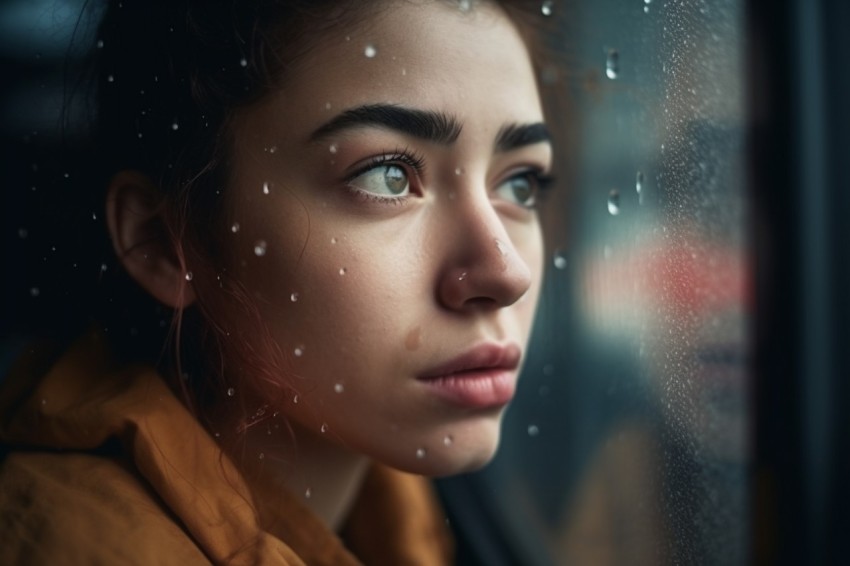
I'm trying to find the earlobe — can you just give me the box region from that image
[105,171,196,309]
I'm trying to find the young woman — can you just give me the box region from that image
[0,0,561,563]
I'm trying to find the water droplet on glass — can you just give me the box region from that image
[607,189,621,215]
[262,181,270,195]
[290,292,299,302]
[29,287,40,297]
[321,423,328,433]
[443,435,454,446]
[254,240,267,256]
[184,271,193,281]
[339,267,347,276]
[364,45,377,58]
[605,49,619,79]
[416,448,427,459]
[334,383,345,394]
[294,346,304,357]
[107,74,115,83]
[171,122,179,131]
[305,488,312,499]
[644,5,650,13]
[231,222,240,233]
[553,250,567,270]
[541,1,553,16]
[239,58,248,68]
[329,143,338,154]
[227,387,235,397]
[17,228,28,239]
[527,424,540,437]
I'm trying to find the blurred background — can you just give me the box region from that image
[2,0,848,564]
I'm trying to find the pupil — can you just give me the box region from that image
[384,166,407,194]
[513,178,532,204]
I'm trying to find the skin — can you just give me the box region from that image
[112,0,551,529]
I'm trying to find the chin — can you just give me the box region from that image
[381,426,503,478]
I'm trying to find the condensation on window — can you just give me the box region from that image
[497,1,748,564]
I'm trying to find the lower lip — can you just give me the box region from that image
[419,369,516,409]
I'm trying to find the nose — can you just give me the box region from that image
[437,197,533,312]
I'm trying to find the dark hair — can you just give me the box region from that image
[87,0,570,425]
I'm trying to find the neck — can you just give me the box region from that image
[222,411,370,531]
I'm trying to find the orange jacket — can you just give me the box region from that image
[0,333,452,565]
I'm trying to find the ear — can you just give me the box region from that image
[105,171,196,309]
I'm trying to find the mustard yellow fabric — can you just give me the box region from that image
[0,333,453,565]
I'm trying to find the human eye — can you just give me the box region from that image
[345,151,424,203]
[493,169,555,209]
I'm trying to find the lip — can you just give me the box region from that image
[418,343,522,409]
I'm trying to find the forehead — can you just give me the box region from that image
[249,1,543,140]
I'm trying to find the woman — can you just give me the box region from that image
[0,0,560,563]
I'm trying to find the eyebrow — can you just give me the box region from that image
[309,104,462,145]
[494,122,551,153]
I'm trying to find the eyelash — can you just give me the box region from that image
[344,148,426,204]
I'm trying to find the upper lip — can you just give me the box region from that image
[418,343,522,380]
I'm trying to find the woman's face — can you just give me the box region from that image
[221,1,549,475]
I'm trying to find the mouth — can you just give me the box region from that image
[417,343,521,409]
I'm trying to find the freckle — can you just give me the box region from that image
[405,326,422,351]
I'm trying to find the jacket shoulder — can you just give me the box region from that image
[0,450,211,565]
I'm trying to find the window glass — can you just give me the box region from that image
[476,1,749,564]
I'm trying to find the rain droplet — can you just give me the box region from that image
[329,143,338,154]
[458,272,467,281]
[29,287,40,297]
[416,448,427,459]
[364,44,377,58]
[304,488,312,499]
[293,394,299,404]
[607,189,621,215]
[239,58,248,67]
[17,228,28,239]
[294,346,304,357]
[290,292,299,302]
[605,49,619,79]
[454,167,464,175]
[100,263,108,272]
[254,240,267,256]
[92,212,97,220]
[258,452,265,460]
[330,237,338,244]
[226,387,235,397]
[107,74,115,83]
[96,39,104,49]
[339,267,347,276]
[527,424,540,436]
[325,102,332,110]
[443,435,454,446]
[268,145,277,154]
[231,222,240,233]
[171,122,179,131]
[553,251,567,270]
[541,1,553,16]
[320,423,328,433]
[262,181,270,194]
[636,171,644,195]
[458,0,471,12]
[184,271,193,281]
[334,383,345,393]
